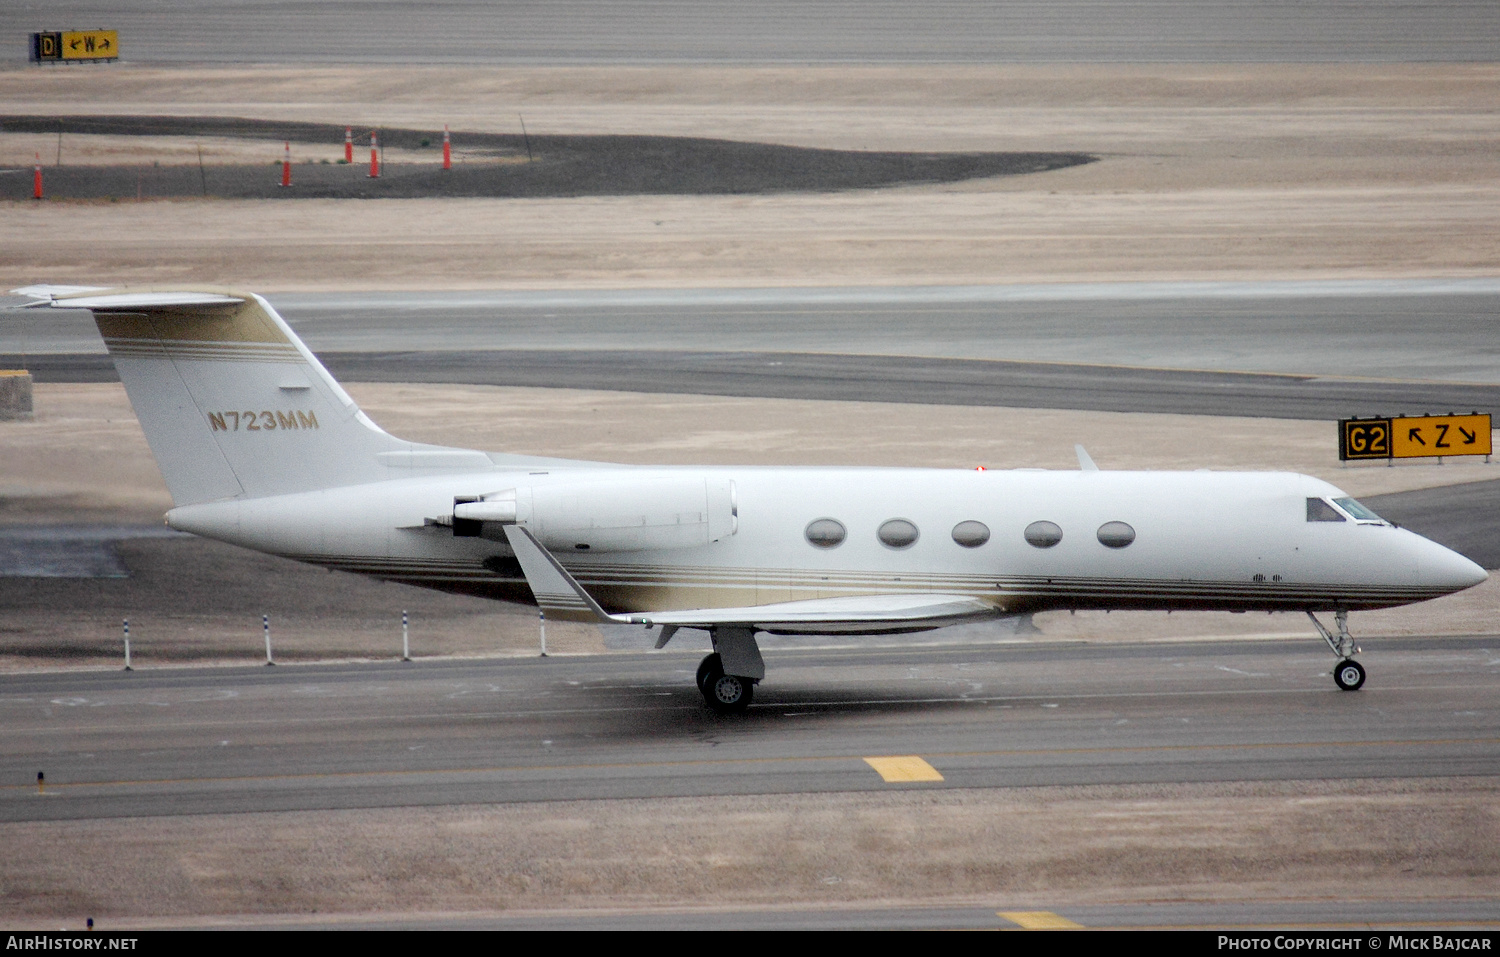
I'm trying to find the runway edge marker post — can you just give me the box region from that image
[442,125,451,170]
[264,614,275,666]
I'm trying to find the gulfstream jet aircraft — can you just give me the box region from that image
[17,286,1487,712]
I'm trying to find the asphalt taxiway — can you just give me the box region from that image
[10,280,1500,382]
[2,1,1495,63]
[4,636,1497,824]
[7,281,1500,420]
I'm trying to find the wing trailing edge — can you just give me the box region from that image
[502,524,1000,634]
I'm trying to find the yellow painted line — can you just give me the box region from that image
[863,755,944,782]
[999,911,1084,929]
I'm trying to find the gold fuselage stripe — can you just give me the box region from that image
[292,554,1446,613]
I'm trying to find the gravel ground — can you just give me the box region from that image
[1,64,1494,289]
[3,778,1495,923]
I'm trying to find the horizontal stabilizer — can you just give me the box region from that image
[10,284,110,303]
[32,291,244,310]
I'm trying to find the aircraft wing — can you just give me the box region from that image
[640,593,1000,633]
[502,525,999,636]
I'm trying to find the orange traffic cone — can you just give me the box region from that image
[442,125,451,171]
[33,153,43,199]
[369,132,380,178]
[344,127,353,163]
[279,142,292,187]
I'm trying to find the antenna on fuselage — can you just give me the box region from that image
[1075,444,1100,471]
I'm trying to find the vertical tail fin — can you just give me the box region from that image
[38,287,490,505]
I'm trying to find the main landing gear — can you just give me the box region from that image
[696,626,765,714]
[697,652,754,713]
[1307,609,1365,691]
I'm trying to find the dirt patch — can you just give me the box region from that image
[1,778,1494,922]
[0,115,1092,200]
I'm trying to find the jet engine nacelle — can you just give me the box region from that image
[454,475,737,553]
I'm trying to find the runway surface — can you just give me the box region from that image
[4,1,1496,63]
[4,636,1497,824]
[8,282,1500,422]
[16,348,1500,424]
[243,900,1500,931]
[8,281,1499,384]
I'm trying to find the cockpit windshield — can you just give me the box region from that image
[1333,496,1386,523]
[1306,497,1345,522]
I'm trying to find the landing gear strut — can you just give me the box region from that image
[696,627,765,714]
[1307,609,1365,691]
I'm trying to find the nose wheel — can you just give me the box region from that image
[1308,610,1366,692]
[1333,659,1366,691]
[696,652,754,714]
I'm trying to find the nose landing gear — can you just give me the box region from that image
[1307,609,1365,691]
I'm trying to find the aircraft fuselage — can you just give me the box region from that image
[166,465,1483,620]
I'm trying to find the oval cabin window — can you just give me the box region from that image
[951,520,990,548]
[1096,521,1136,548]
[1024,521,1063,548]
[804,518,847,549]
[877,519,919,549]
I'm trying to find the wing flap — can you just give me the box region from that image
[503,524,999,632]
[645,593,1000,632]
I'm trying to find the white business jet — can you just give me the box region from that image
[15,286,1487,712]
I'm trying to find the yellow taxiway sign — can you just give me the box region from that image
[1340,413,1491,461]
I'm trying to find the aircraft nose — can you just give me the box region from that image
[1417,536,1488,593]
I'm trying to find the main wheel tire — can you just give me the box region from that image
[706,672,754,714]
[696,653,723,693]
[1334,659,1366,691]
